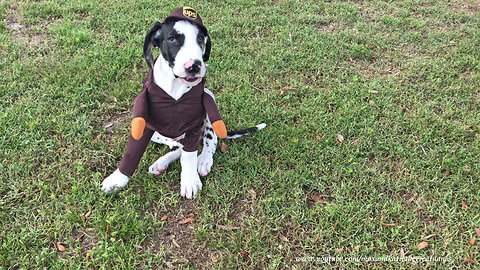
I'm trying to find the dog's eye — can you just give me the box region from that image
[197,36,204,43]
[168,37,177,43]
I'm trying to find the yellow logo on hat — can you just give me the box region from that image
[183,7,197,19]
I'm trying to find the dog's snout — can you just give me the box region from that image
[184,59,202,73]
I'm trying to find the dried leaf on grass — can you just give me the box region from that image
[161,215,168,221]
[220,142,228,152]
[239,251,249,258]
[311,194,326,204]
[476,228,480,237]
[279,234,289,242]
[283,86,296,91]
[337,134,344,143]
[171,238,180,248]
[332,220,339,231]
[417,242,428,250]
[56,242,66,252]
[84,210,92,219]
[381,221,396,227]
[178,217,195,224]
[422,234,436,240]
[400,247,405,258]
[470,236,476,247]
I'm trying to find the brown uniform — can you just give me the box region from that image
[118,69,222,177]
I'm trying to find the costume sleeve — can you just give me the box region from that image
[203,89,227,139]
[130,83,150,140]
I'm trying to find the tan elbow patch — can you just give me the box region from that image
[131,117,146,140]
[212,120,227,139]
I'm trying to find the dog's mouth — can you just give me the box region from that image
[175,74,202,84]
[181,76,201,82]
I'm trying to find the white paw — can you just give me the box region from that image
[101,169,129,193]
[197,152,213,177]
[148,156,170,176]
[180,150,202,199]
[180,171,202,199]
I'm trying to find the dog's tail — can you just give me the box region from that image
[226,123,266,139]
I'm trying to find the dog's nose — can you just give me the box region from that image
[184,59,202,73]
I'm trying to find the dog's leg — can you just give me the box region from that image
[151,131,183,149]
[197,119,217,176]
[101,128,154,193]
[180,150,202,199]
[148,146,183,176]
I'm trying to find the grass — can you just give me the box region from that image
[0,0,479,269]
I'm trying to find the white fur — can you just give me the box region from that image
[148,146,182,176]
[150,131,182,149]
[149,119,217,177]
[101,169,129,193]
[172,21,206,81]
[153,57,193,100]
[180,150,202,199]
[197,149,214,177]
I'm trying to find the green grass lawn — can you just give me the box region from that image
[1,0,479,269]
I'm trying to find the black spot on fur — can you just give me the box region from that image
[171,146,180,151]
[206,133,213,139]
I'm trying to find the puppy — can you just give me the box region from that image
[101,7,265,199]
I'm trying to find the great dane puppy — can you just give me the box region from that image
[101,7,265,199]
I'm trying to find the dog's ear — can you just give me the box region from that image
[203,35,211,62]
[143,22,162,69]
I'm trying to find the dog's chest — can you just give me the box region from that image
[146,81,205,137]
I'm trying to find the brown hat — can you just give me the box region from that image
[163,7,208,34]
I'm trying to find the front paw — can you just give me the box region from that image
[101,169,129,193]
[148,156,170,176]
[180,171,202,199]
[197,152,213,176]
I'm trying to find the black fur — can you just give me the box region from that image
[143,21,162,69]
[227,126,260,137]
[143,21,211,69]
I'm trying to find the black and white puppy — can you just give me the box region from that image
[101,13,265,199]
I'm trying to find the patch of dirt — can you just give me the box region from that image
[306,190,334,208]
[316,21,358,33]
[416,209,436,227]
[351,51,403,79]
[143,198,218,269]
[5,2,47,47]
[92,111,130,142]
[400,191,419,205]
[227,197,253,227]
[447,0,480,13]
[73,227,97,259]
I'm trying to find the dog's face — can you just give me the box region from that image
[144,20,211,86]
